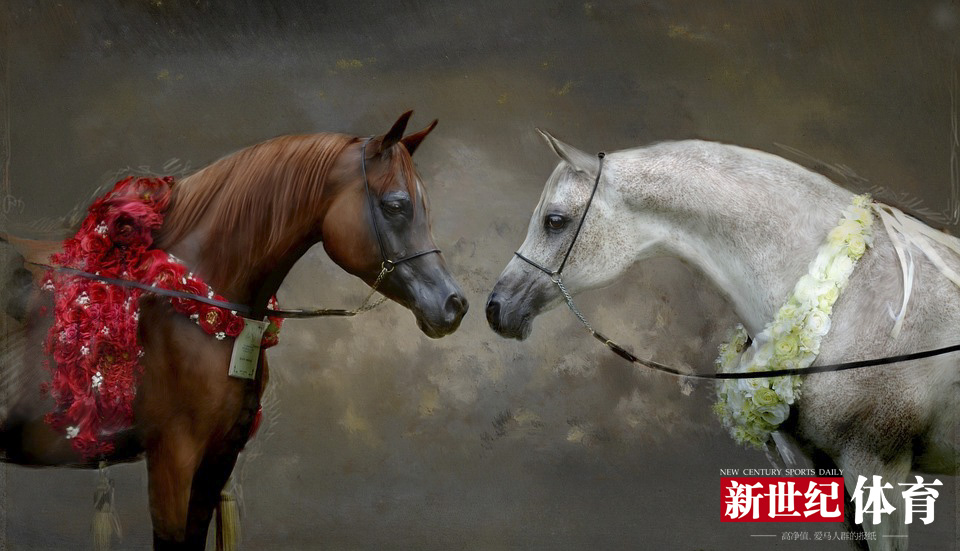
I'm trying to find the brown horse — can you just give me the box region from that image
[0,111,468,549]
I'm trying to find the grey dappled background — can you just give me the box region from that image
[0,1,958,549]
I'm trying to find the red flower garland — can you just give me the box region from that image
[43,176,281,459]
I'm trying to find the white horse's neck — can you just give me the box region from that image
[610,141,854,336]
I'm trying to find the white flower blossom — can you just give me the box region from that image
[91,371,103,390]
[65,426,79,439]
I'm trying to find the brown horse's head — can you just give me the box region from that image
[320,112,468,338]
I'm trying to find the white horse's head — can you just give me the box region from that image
[486,130,654,340]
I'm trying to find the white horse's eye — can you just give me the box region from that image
[544,214,568,232]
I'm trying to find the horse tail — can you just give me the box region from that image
[0,232,52,447]
[0,231,60,322]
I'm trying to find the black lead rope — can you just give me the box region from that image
[30,136,443,320]
[34,265,362,318]
[514,151,960,379]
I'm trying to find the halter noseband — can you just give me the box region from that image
[361,137,441,273]
[514,152,605,278]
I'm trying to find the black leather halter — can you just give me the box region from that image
[360,137,440,272]
[514,152,605,278]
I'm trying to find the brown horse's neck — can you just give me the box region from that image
[154,134,357,310]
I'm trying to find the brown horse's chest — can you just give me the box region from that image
[134,298,264,449]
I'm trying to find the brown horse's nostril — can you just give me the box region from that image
[445,293,469,320]
[485,295,501,329]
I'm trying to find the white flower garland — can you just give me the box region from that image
[714,195,874,448]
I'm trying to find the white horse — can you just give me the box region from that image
[486,131,959,550]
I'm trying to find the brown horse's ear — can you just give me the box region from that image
[379,110,414,153]
[401,119,438,156]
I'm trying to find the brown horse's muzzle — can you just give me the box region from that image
[382,255,468,339]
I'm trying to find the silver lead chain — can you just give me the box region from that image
[553,275,594,333]
[350,265,391,314]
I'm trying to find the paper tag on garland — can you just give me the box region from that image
[228,318,269,380]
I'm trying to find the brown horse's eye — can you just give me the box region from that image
[382,201,404,215]
[545,214,568,232]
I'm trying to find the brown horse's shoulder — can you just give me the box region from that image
[135,298,252,445]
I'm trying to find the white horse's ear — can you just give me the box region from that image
[536,128,597,178]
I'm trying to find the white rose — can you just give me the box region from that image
[847,234,866,256]
[826,254,854,281]
[724,384,745,412]
[794,275,823,308]
[772,376,797,404]
[817,285,840,310]
[805,309,832,337]
[758,401,790,426]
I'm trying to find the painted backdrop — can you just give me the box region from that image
[0,1,957,549]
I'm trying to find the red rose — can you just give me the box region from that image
[173,277,209,314]
[224,314,245,337]
[63,306,84,324]
[52,341,80,365]
[60,325,79,344]
[79,232,111,257]
[149,261,188,290]
[87,283,109,305]
[197,305,227,334]
[108,285,128,306]
[180,276,208,298]
[132,250,163,280]
[104,202,161,248]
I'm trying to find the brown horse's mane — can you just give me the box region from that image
[156,132,421,288]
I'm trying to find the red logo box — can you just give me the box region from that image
[721,477,845,522]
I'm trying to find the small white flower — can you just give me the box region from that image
[805,309,832,337]
[75,292,90,305]
[80,345,90,356]
[189,313,199,321]
[42,280,55,291]
[215,332,226,340]
[65,426,79,439]
[91,371,103,390]
[95,222,108,234]
[133,310,140,322]
[207,290,215,299]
